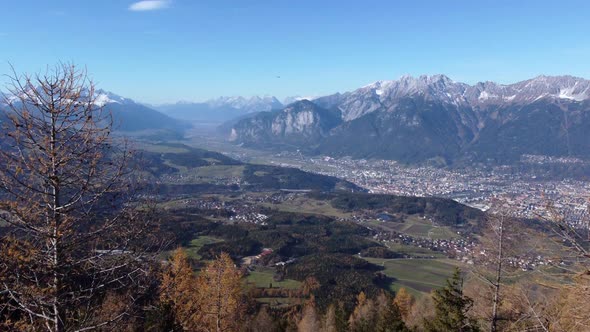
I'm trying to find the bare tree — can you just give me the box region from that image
[487,212,507,332]
[529,198,590,331]
[471,197,590,331]
[543,199,590,271]
[0,64,159,331]
[469,201,529,332]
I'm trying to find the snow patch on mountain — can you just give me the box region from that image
[94,90,135,107]
[558,86,588,101]
[334,74,590,121]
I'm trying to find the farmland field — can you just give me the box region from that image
[246,267,301,289]
[363,257,460,296]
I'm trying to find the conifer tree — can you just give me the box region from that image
[321,304,338,332]
[425,268,480,332]
[393,288,415,322]
[348,291,377,332]
[196,252,244,332]
[0,63,158,332]
[333,302,350,332]
[375,292,409,332]
[298,296,320,332]
[248,305,277,332]
[160,248,199,330]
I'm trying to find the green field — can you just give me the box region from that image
[383,243,447,258]
[261,196,352,218]
[364,257,460,296]
[136,142,190,154]
[246,267,301,289]
[185,236,224,259]
[189,165,245,179]
[370,215,459,240]
[158,165,246,184]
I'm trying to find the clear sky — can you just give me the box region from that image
[1,0,589,104]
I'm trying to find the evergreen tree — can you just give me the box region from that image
[334,302,350,332]
[425,268,480,332]
[375,292,409,332]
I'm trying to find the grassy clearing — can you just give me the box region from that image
[364,257,460,296]
[136,143,190,154]
[261,196,352,218]
[157,165,245,185]
[246,267,301,289]
[184,165,245,180]
[383,243,447,258]
[371,215,459,240]
[185,236,224,259]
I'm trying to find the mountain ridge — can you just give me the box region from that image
[230,74,590,164]
[318,74,590,121]
[0,89,186,134]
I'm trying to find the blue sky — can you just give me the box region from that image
[1,0,589,104]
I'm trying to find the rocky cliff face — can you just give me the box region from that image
[230,100,341,146]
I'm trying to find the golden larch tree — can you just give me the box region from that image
[160,248,199,330]
[0,64,158,331]
[195,252,244,332]
[393,288,414,322]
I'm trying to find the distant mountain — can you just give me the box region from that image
[154,101,243,123]
[208,96,283,113]
[316,74,590,121]
[93,89,137,107]
[1,89,187,135]
[230,75,590,164]
[156,96,284,123]
[92,90,188,133]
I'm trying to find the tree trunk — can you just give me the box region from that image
[490,215,504,332]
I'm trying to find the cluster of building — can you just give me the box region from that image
[263,153,589,229]
[372,230,477,259]
[229,212,269,224]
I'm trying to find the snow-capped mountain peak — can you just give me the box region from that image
[0,88,135,108]
[336,74,470,121]
[333,74,590,121]
[94,89,135,107]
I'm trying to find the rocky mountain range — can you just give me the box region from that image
[229,75,590,164]
[4,75,588,164]
[155,96,285,123]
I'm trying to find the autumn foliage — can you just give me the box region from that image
[160,249,245,332]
